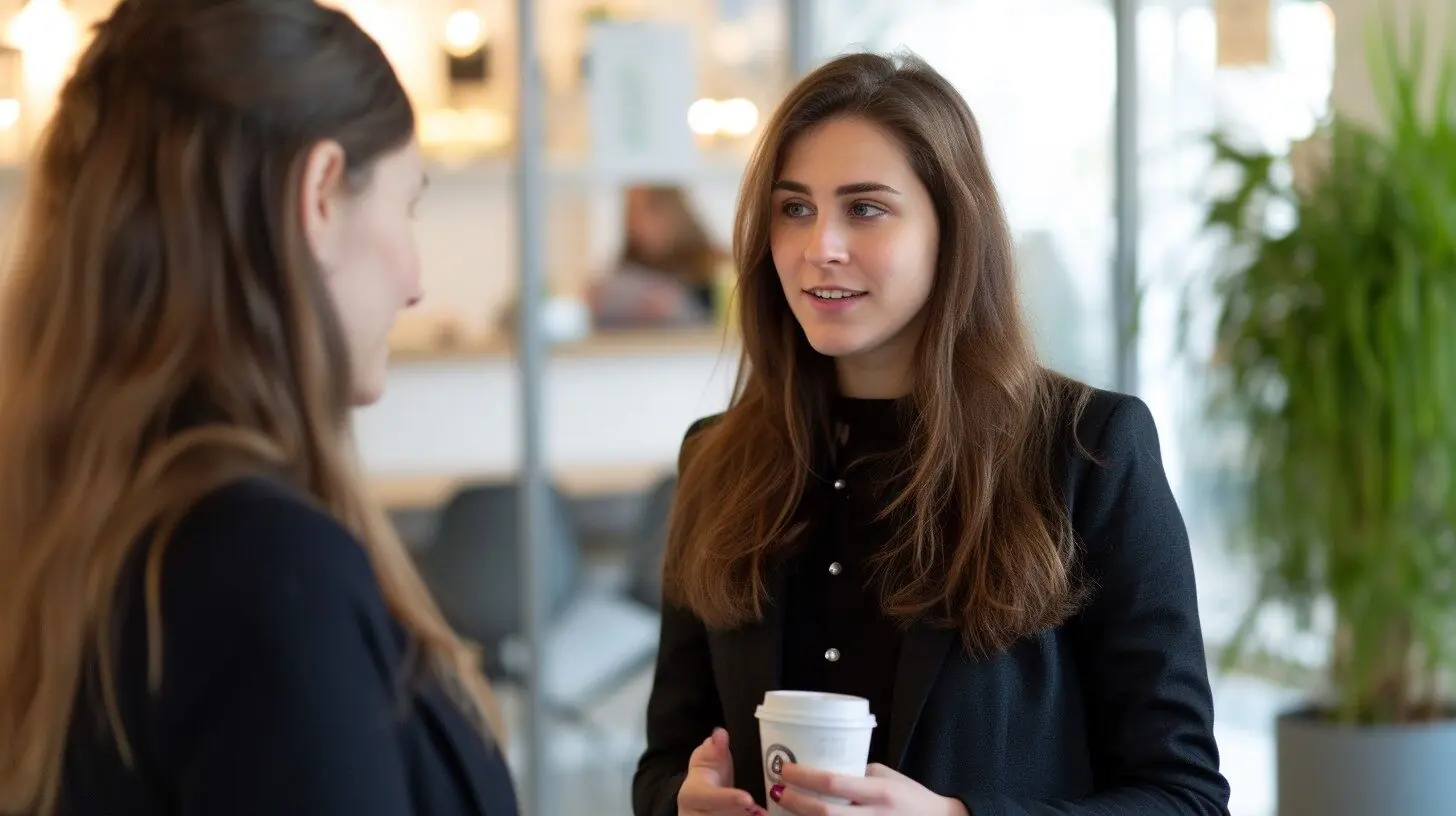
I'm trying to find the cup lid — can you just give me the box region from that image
[755,690,876,728]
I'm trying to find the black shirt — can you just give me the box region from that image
[780,396,910,766]
[59,478,519,816]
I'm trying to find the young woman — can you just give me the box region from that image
[633,53,1231,816]
[588,185,728,329]
[619,185,726,312]
[0,2,516,814]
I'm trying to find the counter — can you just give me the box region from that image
[361,327,740,509]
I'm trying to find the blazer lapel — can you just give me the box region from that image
[885,623,954,769]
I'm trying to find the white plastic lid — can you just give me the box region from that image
[754,690,877,729]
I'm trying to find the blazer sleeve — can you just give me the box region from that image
[152,497,416,816]
[957,396,1231,816]
[632,419,727,816]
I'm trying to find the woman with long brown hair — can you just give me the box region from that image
[0,2,516,814]
[633,53,1230,816]
[588,184,728,329]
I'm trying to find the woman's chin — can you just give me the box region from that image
[348,343,393,407]
[349,360,389,407]
[802,328,874,359]
[350,380,385,407]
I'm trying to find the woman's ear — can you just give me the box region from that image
[299,139,350,273]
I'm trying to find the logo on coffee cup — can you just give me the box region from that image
[764,743,796,784]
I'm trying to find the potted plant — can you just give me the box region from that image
[1202,14,1456,816]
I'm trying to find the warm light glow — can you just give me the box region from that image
[444,9,485,58]
[418,107,510,151]
[6,0,78,132]
[717,97,758,136]
[336,0,406,63]
[687,98,719,136]
[6,0,76,51]
[330,0,437,107]
[688,97,759,138]
[0,98,19,130]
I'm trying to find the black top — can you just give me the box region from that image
[59,478,519,816]
[780,396,908,766]
[633,388,1232,815]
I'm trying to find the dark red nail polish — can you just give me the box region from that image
[770,784,785,802]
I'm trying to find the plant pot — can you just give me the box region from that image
[1277,706,1456,816]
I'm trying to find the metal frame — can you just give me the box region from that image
[787,0,818,78]
[1113,0,1141,394]
[513,0,549,813]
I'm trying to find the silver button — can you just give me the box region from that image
[828,561,842,576]
[833,479,846,490]
[824,648,841,662]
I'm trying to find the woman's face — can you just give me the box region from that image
[626,188,679,258]
[769,116,940,397]
[303,138,427,406]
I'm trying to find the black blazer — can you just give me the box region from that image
[59,478,518,816]
[633,390,1231,815]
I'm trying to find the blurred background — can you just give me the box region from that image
[1,1,1450,815]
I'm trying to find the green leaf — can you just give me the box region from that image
[1197,9,1456,725]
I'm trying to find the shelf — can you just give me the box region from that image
[423,153,749,186]
[388,325,739,363]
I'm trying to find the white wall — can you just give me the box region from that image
[354,348,739,475]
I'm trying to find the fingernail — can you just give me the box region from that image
[770,784,784,802]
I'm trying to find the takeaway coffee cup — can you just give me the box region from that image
[755,691,877,816]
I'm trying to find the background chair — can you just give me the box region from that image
[625,473,675,612]
[411,479,660,727]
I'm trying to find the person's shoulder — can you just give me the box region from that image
[674,414,723,474]
[1033,367,1151,453]
[1069,386,1160,459]
[160,477,381,625]
[683,413,723,442]
[1043,376,1163,485]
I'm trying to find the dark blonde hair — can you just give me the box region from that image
[665,52,1092,655]
[0,2,495,812]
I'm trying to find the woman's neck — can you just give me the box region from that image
[835,356,911,399]
[833,309,925,398]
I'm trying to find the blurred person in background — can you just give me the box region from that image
[0,1,517,814]
[633,52,1230,816]
[587,184,728,330]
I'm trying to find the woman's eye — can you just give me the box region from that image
[782,202,812,218]
[849,202,887,218]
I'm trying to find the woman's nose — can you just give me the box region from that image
[804,220,849,266]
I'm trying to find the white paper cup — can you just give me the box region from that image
[755,691,876,816]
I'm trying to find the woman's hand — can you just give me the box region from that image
[769,763,969,816]
[677,727,767,816]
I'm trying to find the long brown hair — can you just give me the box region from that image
[664,52,1092,656]
[0,2,495,812]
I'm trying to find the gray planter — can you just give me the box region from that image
[1277,706,1456,816]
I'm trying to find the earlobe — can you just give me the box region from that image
[299,139,350,270]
